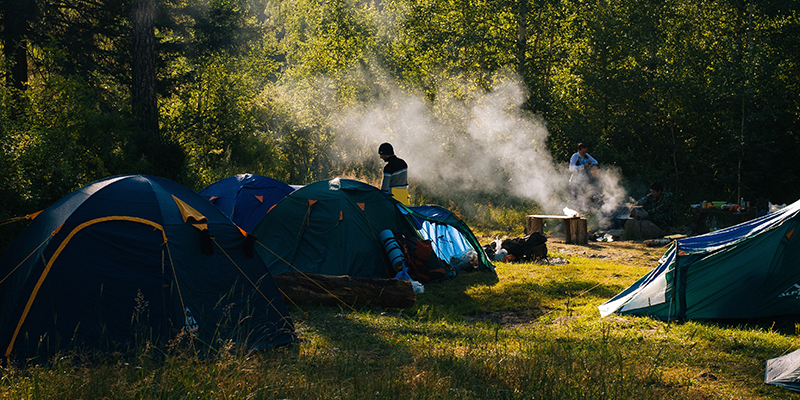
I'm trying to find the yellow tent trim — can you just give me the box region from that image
[5,216,166,357]
[172,195,208,223]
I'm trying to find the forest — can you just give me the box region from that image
[1,0,799,228]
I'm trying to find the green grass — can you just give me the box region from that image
[2,251,800,399]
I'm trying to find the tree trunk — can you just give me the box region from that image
[273,273,417,308]
[2,0,35,118]
[131,0,159,142]
[1,0,34,92]
[516,0,528,75]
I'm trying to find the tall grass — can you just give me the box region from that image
[2,253,799,399]
[410,185,541,238]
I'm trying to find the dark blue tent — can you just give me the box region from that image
[199,174,295,233]
[0,175,295,359]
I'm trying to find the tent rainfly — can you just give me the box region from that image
[599,199,800,320]
[199,174,295,233]
[0,175,295,359]
[766,348,800,392]
[251,177,493,280]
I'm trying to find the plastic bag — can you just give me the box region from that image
[450,249,478,271]
[394,267,411,280]
[492,248,508,261]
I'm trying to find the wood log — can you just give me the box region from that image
[272,272,416,308]
[566,217,588,244]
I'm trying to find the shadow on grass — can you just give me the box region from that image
[282,301,739,399]
[412,270,501,317]
[280,273,800,399]
[291,270,502,341]
[537,278,625,300]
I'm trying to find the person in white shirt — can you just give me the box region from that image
[568,142,599,211]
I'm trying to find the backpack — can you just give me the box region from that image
[501,232,548,262]
[395,233,447,283]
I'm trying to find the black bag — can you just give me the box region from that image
[501,232,548,262]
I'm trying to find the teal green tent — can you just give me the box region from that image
[599,200,800,320]
[251,178,493,279]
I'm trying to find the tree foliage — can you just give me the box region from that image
[1,0,800,229]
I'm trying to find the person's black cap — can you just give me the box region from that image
[379,143,394,156]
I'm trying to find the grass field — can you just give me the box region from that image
[2,239,800,399]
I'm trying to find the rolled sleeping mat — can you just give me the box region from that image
[380,229,405,271]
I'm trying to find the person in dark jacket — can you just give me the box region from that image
[379,142,408,193]
[634,181,677,229]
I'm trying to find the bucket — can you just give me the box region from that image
[380,229,405,271]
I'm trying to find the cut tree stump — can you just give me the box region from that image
[525,215,588,245]
[273,272,416,308]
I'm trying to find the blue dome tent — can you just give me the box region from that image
[199,174,295,233]
[406,205,494,271]
[0,175,295,360]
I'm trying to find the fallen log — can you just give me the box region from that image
[272,272,416,308]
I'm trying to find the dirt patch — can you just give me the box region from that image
[490,234,669,268]
[547,239,668,267]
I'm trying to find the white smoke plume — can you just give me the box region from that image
[286,70,630,227]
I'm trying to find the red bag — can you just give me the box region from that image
[415,239,433,260]
[395,233,445,283]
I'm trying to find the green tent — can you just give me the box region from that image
[251,178,493,279]
[599,200,800,320]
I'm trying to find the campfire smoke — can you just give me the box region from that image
[278,68,630,229]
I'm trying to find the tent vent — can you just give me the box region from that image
[172,195,208,223]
